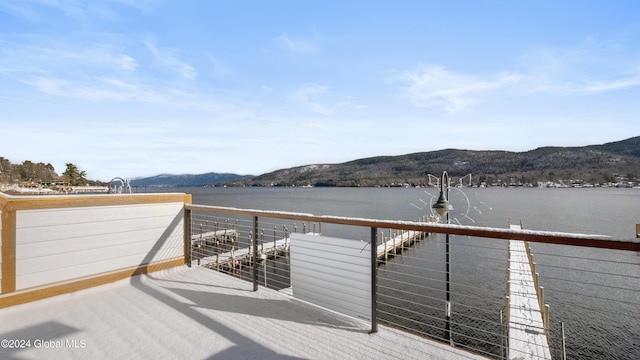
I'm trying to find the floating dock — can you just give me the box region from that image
[506,223,551,360]
[200,237,291,270]
[193,228,313,271]
[191,229,237,247]
[376,230,427,261]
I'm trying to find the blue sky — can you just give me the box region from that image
[1,1,639,181]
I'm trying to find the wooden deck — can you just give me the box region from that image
[0,266,488,359]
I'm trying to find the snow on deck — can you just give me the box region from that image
[0,266,487,359]
[508,234,552,360]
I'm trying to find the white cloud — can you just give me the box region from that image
[393,40,640,112]
[275,32,320,53]
[518,39,640,95]
[291,84,334,115]
[206,53,233,78]
[289,85,363,116]
[0,1,41,21]
[0,37,218,107]
[260,86,273,95]
[0,0,150,23]
[392,65,525,112]
[0,41,138,74]
[580,76,640,93]
[144,39,197,79]
[117,54,138,70]
[19,76,156,102]
[18,75,233,111]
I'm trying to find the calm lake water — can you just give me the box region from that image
[176,186,639,359]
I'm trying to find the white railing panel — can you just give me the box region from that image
[290,233,371,321]
[0,208,2,293]
[15,203,183,243]
[14,203,184,290]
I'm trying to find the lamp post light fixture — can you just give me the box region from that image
[432,171,453,216]
[431,171,453,345]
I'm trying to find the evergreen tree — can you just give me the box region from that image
[63,163,88,186]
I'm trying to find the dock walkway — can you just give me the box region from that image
[507,224,551,360]
[376,230,426,260]
[195,228,427,269]
[199,237,291,269]
[195,230,320,270]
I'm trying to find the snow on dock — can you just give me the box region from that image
[199,237,290,269]
[193,225,428,269]
[507,224,551,360]
[376,230,426,260]
[194,230,318,270]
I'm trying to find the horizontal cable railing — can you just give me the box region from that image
[185,204,640,360]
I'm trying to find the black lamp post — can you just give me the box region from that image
[432,171,453,344]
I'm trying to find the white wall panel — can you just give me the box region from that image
[16,203,183,244]
[17,228,169,260]
[290,233,371,321]
[16,236,181,275]
[14,202,184,290]
[0,209,3,292]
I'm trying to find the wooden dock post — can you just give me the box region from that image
[393,232,397,254]
[544,304,550,339]
[249,237,253,264]
[382,232,387,262]
[284,226,289,255]
[273,226,277,260]
[505,295,510,317]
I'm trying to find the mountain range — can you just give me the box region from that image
[130,173,249,187]
[131,136,640,187]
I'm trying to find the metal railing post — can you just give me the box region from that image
[500,309,504,360]
[184,206,192,267]
[370,226,378,334]
[252,216,259,291]
[561,321,567,360]
[445,213,452,345]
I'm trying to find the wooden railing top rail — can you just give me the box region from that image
[186,204,640,252]
[1,192,191,211]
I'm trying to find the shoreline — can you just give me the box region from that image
[0,183,109,195]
